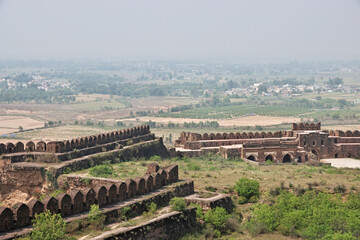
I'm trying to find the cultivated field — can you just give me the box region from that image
[0,116,44,135]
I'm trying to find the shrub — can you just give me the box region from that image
[333,184,347,194]
[170,197,187,212]
[31,210,67,240]
[88,204,104,229]
[89,164,117,178]
[249,191,360,239]
[238,196,248,204]
[234,177,260,200]
[189,203,204,219]
[204,207,229,232]
[225,216,241,233]
[249,196,259,203]
[143,202,157,217]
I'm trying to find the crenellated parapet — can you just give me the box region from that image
[0,162,178,233]
[292,122,321,131]
[0,125,150,155]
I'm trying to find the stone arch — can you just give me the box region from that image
[267,132,273,138]
[222,133,228,139]
[273,132,281,138]
[134,177,146,195]
[42,196,58,214]
[126,129,131,137]
[106,184,117,203]
[311,150,320,160]
[64,141,71,152]
[247,155,256,161]
[144,174,154,193]
[25,141,35,152]
[6,142,15,153]
[116,182,127,201]
[69,190,84,214]
[152,172,162,189]
[261,132,267,138]
[92,136,97,145]
[304,123,310,130]
[310,123,316,130]
[110,132,115,141]
[119,130,124,140]
[346,130,353,137]
[216,133,222,139]
[254,132,261,138]
[235,132,241,139]
[241,132,248,139]
[202,133,209,140]
[354,130,360,137]
[0,143,5,154]
[84,137,89,147]
[115,132,119,140]
[265,154,274,162]
[70,139,76,149]
[36,141,46,152]
[56,193,72,217]
[125,179,137,198]
[297,156,302,163]
[79,138,85,148]
[283,154,292,163]
[299,123,304,130]
[27,200,44,219]
[15,142,24,152]
[13,203,30,228]
[210,133,215,140]
[228,132,235,139]
[159,169,167,186]
[248,132,254,139]
[82,188,96,210]
[0,207,14,232]
[94,186,107,207]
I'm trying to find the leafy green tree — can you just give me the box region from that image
[170,197,187,211]
[234,177,260,201]
[31,210,67,240]
[204,207,229,232]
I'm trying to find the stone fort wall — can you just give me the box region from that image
[0,163,179,233]
[0,125,150,155]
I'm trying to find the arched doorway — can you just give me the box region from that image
[335,153,339,158]
[311,150,319,160]
[265,155,273,162]
[283,154,291,163]
[247,155,256,161]
[297,156,302,163]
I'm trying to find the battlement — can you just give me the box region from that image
[292,122,321,131]
[0,125,150,155]
[0,162,179,233]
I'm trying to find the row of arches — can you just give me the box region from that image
[0,141,44,154]
[201,131,286,140]
[0,125,150,155]
[292,122,321,131]
[247,153,305,163]
[329,130,360,137]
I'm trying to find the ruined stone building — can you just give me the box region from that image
[175,123,360,163]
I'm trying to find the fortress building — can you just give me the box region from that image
[175,123,360,163]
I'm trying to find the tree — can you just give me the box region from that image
[31,210,67,240]
[234,177,260,201]
[204,207,229,232]
[170,197,187,211]
[257,85,268,94]
[18,126,23,131]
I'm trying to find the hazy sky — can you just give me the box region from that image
[1,0,360,60]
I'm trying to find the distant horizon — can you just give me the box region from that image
[1,0,360,61]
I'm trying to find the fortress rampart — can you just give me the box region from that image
[175,122,360,163]
[0,125,150,155]
[0,163,181,233]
